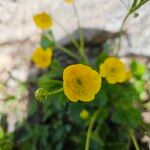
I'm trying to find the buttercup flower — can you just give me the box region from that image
[32,47,52,69]
[63,64,101,102]
[64,0,74,4]
[99,57,127,84]
[33,12,53,29]
[80,109,89,119]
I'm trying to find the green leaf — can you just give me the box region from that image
[130,0,150,14]
[43,110,52,122]
[38,73,51,87]
[40,31,55,49]
[130,60,146,78]
[98,123,110,140]
[112,107,141,128]
[38,78,62,91]
[0,127,4,139]
[105,142,127,150]
[96,108,109,122]
[134,80,144,94]
[96,51,108,67]
[58,92,68,106]
[68,103,86,124]
[92,90,107,107]
[90,133,104,150]
[49,59,63,79]
[28,101,38,117]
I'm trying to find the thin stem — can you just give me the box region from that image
[56,44,79,60]
[117,0,150,55]
[117,12,130,55]
[129,130,140,150]
[72,4,84,49]
[73,4,89,64]
[47,88,63,96]
[53,17,80,50]
[44,34,79,60]
[85,108,101,150]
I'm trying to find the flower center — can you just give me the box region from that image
[40,55,47,62]
[41,17,48,23]
[76,78,82,86]
[110,68,116,73]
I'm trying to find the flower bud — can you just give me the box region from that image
[35,88,48,101]
[80,109,89,120]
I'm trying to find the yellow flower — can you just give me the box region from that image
[99,57,126,84]
[63,64,101,102]
[80,109,89,119]
[32,47,52,69]
[33,12,53,29]
[64,0,74,4]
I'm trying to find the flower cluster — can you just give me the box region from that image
[62,57,131,102]
[32,0,74,70]
[32,11,53,69]
[32,2,132,103]
[27,1,148,149]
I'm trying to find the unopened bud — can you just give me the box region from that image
[35,88,48,101]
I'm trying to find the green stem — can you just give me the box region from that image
[53,18,80,50]
[129,130,140,150]
[44,34,79,59]
[117,12,130,55]
[85,108,101,150]
[73,4,89,64]
[56,44,79,60]
[47,88,63,96]
[117,0,150,55]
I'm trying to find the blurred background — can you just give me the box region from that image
[0,0,150,144]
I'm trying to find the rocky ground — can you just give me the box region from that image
[0,0,149,132]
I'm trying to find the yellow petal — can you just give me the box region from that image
[99,63,107,77]
[33,12,53,29]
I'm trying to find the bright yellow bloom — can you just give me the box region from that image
[32,47,52,69]
[80,109,89,119]
[99,57,126,84]
[64,0,74,4]
[33,12,53,29]
[63,64,101,102]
